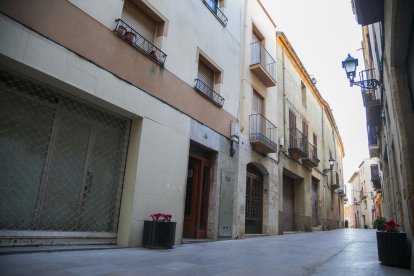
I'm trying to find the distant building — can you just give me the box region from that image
[276,32,345,232]
[347,158,380,229]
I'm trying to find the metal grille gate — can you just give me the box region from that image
[0,68,130,237]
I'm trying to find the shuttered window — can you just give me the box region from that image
[289,110,296,129]
[252,91,263,115]
[122,1,156,43]
[302,120,308,139]
[198,61,215,89]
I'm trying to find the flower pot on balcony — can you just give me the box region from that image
[142,220,176,249]
[117,25,127,36]
[125,31,136,43]
[376,231,410,268]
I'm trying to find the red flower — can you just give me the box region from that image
[150,213,172,222]
[384,219,399,232]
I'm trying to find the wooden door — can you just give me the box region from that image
[245,172,263,234]
[283,175,294,231]
[183,156,211,239]
[311,178,319,227]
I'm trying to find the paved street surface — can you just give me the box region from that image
[0,229,412,275]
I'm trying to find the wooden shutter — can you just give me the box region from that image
[289,110,296,129]
[252,91,263,114]
[198,61,215,89]
[313,134,317,147]
[122,1,156,43]
[251,32,261,64]
[302,120,308,139]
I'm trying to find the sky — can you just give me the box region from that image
[262,0,369,183]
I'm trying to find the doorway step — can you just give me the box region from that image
[182,239,213,244]
[312,225,323,232]
[245,234,268,239]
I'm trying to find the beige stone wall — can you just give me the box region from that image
[276,33,345,232]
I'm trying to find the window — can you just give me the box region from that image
[194,55,224,107]
[252,91,264,115]
[122,1,156,44]
[115,0,167,65]
[198,61,215,91]
[301,81,307,108]
[302,120,308,141]
[251,32,263,65]
[201,0,228,26]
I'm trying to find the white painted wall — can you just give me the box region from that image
[0,14,190,246]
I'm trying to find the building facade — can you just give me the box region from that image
[0,0,345,247]
[0,0,242,246]
[351,0,414,269]
[276,32,346,232]
[347,158,380,229]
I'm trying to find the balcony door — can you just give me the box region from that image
[252,91,264,135]
[183,146,211,239]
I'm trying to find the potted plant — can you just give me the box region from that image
[373,217,386,230]
[376,219,410,268]
[116,25,127,36]
[125,31,136,43]
[142,213,176,249]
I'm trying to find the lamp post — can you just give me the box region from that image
[341,54,382,90]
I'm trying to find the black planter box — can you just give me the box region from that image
[142,221,176,249]
[376,231,410,268]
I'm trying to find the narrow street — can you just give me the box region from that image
[0,229,411,275]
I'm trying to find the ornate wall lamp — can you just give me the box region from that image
[323,157,335,174]
[341,54,382,90]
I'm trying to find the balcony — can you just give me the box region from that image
[114,19,167,66]
[330,172,340,190]
[202,0,228,26]
[371,164,381,191]
[250,42,277,87]
[288,128,307,160]
[338,189,346,198]
[353,0,383,26]
[194,79,225,107]
[249,114,278,154]
[367,125,380,157]
[302,142,320,168]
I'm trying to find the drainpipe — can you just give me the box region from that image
[322,106,327,230]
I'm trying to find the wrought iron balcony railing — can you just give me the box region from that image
[289,128,308,156]
[303,142,320,167]
[202,0,228,26]
[361,89,381,107]
[250,42,276,82]
[114,19,167,66]
[249,114,278,153]
[194,79,225,107]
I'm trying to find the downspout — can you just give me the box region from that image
[322,106,327,230]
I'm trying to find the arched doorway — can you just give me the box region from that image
[245,163,263,234]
